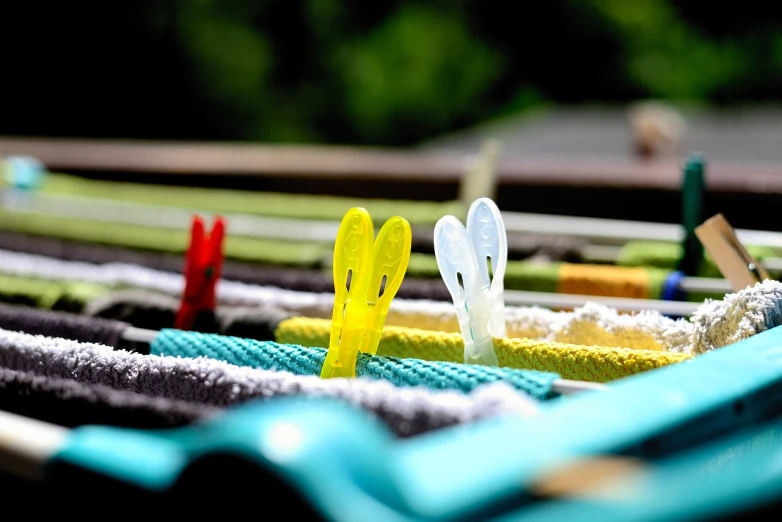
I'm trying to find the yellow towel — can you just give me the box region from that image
[557,263,650,299]
[275,316,691,383]
[383,303,675,352]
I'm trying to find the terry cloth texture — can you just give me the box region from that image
[0,327,543,437]
[498,280,782,356]
[273,317,691,382]
[81,279,782,358]
[0,302,130,347]
[503,302,692,352]
[0,366,217,429]
[79,288,689,382]
[13,291,562,398]
[688,280,782,355]
[150,329,560,399]
[86,288,682,351]
[279,281,782,359]
[41,278,782,368]
[3,260,779,363]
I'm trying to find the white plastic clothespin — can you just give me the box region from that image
[434,197,507,366]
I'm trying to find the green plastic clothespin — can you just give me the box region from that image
[676,153,706,276]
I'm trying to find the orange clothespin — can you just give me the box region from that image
[175,215,226,330]
[695,213,770,292]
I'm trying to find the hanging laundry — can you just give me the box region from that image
[0,207,733,300]
[0,327,541,438]
[557,263,651,299]
[80,292,689,382]
[0,229,452,301]
[2,250,780,355]
[618,240,779,280]
[27,171,462,225]
[0,207,331,267]
[0,366,216,429]
[1,266,780,380]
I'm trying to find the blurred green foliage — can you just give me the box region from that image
[2,0,781,145]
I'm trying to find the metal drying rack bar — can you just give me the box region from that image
[2,136,782,192]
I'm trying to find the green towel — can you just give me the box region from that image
[0,208,331,267]
[0,170,737,303]
[407,254,564,294]
[32,172,465,225]
[618,241,780,278]
[17,172,779,285]
[1,205,693,298]
[0,273,107,312]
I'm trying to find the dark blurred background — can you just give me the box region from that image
[2,0,781,146]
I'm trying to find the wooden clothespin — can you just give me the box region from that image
[174,215,226,330]
[695,213,770,292]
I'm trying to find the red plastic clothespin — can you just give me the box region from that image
[174,215,226,330]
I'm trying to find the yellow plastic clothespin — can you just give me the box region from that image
[695,213,771,292]
[321,207,412,379]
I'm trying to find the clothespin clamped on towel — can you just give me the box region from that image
[434,197,507,366]
[696,213,771,292]
[174,215,226,331]
[321,207,412,379]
